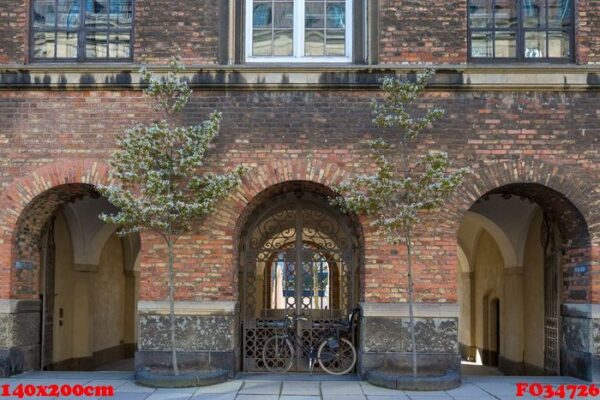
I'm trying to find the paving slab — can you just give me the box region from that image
[190,393,237,400]
[366,396,410,400]
[282,381,321,395]
[144,388,196,400]
[443,382,496,399]
[144,393,192,400]
[102,393,151,400]
[193,380,243,394]
[322,395,367,400]
[236,395,279,400]
[116,381,157,392]
[238,380,282,395]
[361,382,407,396]
[403,391,452,399]
[87,379,130,389]
[280,396,321,400]
[321,381,363,395]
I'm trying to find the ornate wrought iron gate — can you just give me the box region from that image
[240,192,358,372]
[542,213,560,375]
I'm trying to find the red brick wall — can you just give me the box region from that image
[378,0,468,64]
[134,0,221,64]
[0,0,27,64]
[0,89,597,303]
[1,1,600,64]
[577,0,600,64]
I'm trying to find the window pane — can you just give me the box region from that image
[109,32,130,58]
[33,31,56,58]
[85,0,109,29]
[548,0,571,28]
[525,31,546,58]
[305,30,324,56]
[471,31,493,57]
[56,0,79,28]
[56,31,78,57]
[86,31,108,58]
[548,31,570,57]
[253,30,272,56]
[33,0,57,29]
[273,2,293,29]
[326,2,346,29]
[273,30,293,56]
[494,0,517,28]
[109,0,133,29]
[468,0,492,28]
[522,0,545,28]
[494,31,516,57]
[305,1,325,29]
[326,29,345,56]
[253,2,272,28]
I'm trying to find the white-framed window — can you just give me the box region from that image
[245,0,353,63]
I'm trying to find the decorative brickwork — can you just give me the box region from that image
[0,160,110,299]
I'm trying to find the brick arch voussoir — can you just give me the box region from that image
[0,160,111,299]
[223,159,355,294]
[447,159,597,238]
[227,159,350,224]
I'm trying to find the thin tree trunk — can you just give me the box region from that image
[399,134,417,377]
[406,228,417,378]
[167,238,179,376]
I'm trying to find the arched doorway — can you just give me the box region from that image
[13,184,140,371]
[239,191,360,372]
[457,183,591,377]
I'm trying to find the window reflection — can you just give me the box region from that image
[469,0,573,60]
[32,0,133,60]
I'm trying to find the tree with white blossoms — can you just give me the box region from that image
[98,57,245,376]
[332,70,467,378]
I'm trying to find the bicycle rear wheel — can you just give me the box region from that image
[317,337,356,375]
[262,336,294,373]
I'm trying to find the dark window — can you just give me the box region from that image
[468,0,574,62]
[31,0,133,61]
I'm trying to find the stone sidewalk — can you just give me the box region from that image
[1,371,589,399]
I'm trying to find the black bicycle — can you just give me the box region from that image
[261,308,359,375]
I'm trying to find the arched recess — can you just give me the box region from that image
[455,166,595,379]
[462,212,518,268]
[235,181,363,373]
[0,160,141,373]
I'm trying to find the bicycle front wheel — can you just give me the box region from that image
[262,336,294,373]
[317,337,357,375]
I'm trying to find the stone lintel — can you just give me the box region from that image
[1,66,600,90]
[360,302,459,318]
[0,299,41,314]
[137,301,238,316]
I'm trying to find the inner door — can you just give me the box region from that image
[240,192,358,372]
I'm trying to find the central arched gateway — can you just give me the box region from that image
[239,191,360,372]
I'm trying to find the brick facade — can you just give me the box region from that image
[0,90,597,303]
[0,0,598,381]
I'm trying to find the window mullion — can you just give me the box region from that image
[79,0,85,61]
[346,0,353,59]
[245,0,253,57]
[296,0,305,58]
